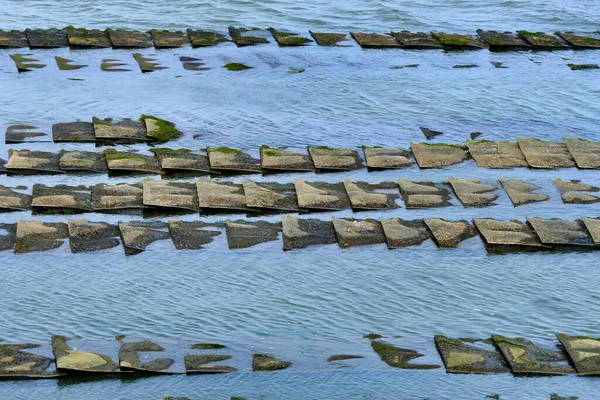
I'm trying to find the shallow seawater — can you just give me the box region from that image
[1,1,600,399]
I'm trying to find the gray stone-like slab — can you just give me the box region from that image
[556,334,600,375]
[118,221,171,255]
[392,31,443,49]
[398,179,451,208]
[133,53,167,73]
[68,220,121,252]
[58,151,107,173]
[52,122,95,143]
[431,32,487,50]
[517,31,569,49]
[253,354,292,371]
[207,147,261,173]
[434,336,509,374]
[226,220,282,249]
[343,180,399,210]
[9,54,46,72]
[196,179,248,211]
[242,180,299,211]
[32,184,92,213]
[582,217,600,244]
[0,223,17,251]
[370,338,440,370]
[466,140,528,168]
[6,150,62,174]
[260,146,314,172]
[119,340,175,374]
[564,138,600,169]
[152,149,211,174]
[282,215,338,250]
[66,27,111,48]
[149,30,189,48]
[0,343,61,378]
[143,181,199,212]
[106,29,152,48]
[362,146,413,169]
[0,30,28,48]
[500,179,549,207]
[492,335,575,376]
[424,218,476,248]
[52,335,119,373]
[104,150,162,175]
[307,146,363,170]
[332,217,386,248]
[309,31,352,46]
[411,143,468,168]
[185,354,236,374]
[527,217,595,246]
[448,178,498,207]
[168,220,222,250]
[0,186,32,211]
[268,28,312,46]
[553,179,600,204]
[186,29,229,47]
[476,29,532,50]
[91,183,144,212]
[25,28,68,48]
[351,32,401,48]
[15,220,68,253]
[517,138,576,169]
[228,27,270,46]
[6,124,46,143]
[93,118,147,143]
[474,218,546,248]
[555,32,600,49]
[295,179,351,210]
[380,218,431,249]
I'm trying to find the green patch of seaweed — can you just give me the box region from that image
[568,63,599,70]
[223,63,252,71]
[278,36,311,46]
[363,333,383,340]
[150,148,192,154]
[232,35,268,46]
[0,343,39,356]
[550,394,579,400]
[327,354,364,362]
[442,37,470,46]
[102,149,149,163]
[252,354,292,371]
[92,117,113,126]
[191,343,227,350]
[314,33,345,46]
[260,147,280,157]
[191,38,212,46]
[210,147,244,155]
[140,114,182,142]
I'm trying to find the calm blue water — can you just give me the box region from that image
[1,1,600,399]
